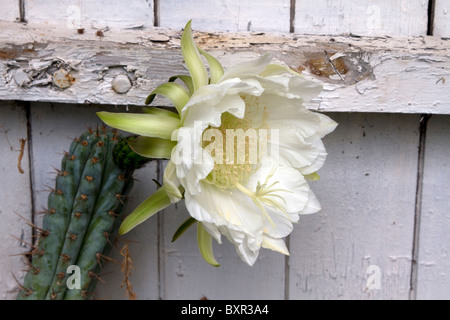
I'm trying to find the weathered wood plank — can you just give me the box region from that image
[25,0,154,29]
[0,22,449,114]
[0,0,20,22]
[434,0,450,37]
[294,0,428,36]
[28,102,159,299]
[160,0,290,33]
[161,159,286,299]
[0,101,32,299]
[416,115,450,300]
[288,113,420,300]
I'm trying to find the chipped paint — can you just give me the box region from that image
[0,22,449,113]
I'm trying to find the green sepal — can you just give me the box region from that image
[171,217,196,242]
[305,172,320,181]
[97,111,180,140]
[145,82,191,114]
[197,222,220,267]
[127,136,176,159]
[119,186,172,235]
[181,20,208,92]
[197,47,224,84]
[142,107,180,119]
[169,75,195,95]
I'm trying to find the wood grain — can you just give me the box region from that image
[294,0,428,36]
[288,112,420,299]
[0,0,20,22]
[160,0,290,33]
[416,115,450,300]
[0,22,449,114]
[434,0,450,37]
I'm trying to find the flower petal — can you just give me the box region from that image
[270,127,320,170]
[263,94,321,139]
[261,235,289,255]
[163,159,183,203]
[184,181,263,245]
[218,226,260,266]
[220,54,272,82]
[299,189,321,215]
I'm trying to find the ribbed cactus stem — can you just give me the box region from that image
[16,127,151,300]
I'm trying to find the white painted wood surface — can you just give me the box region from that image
[0,101,32,299]
[25,0,154,29]
[160,0,290,33]
[0,0,20,22]
[2,97,450,301]
[2,0,450,301]
[289,113,420,299]
[435,0,450,37]
[294,0,429,36]
[417,115,450,300]
[0,22,449,114]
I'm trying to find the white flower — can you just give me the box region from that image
[98,21,337,266]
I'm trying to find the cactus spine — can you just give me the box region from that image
[16,127,148,300]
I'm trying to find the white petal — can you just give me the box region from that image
[253,75,322,103]
[220,54,272,82]
[298,137,328,175]
[270,128,320,170]
[163,160,183,203]
[299,189,321,215]
[261,236,289,256]
[288,76,323,103]
[219,226,260,266]
[202,221,222,244]
[182,86,247,129]
[314,111,338,138]
[246,158,310,213]
[184,181,263,238]
[263,94,321,139]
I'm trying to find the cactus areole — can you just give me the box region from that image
[17,127,149,300]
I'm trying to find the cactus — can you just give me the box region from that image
[16,127,149,300]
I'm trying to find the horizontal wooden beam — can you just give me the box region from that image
[1,22,449,114]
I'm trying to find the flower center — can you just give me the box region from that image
[202,95,269,191]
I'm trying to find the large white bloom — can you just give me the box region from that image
[98,21,337,267]
[167,55,336,266]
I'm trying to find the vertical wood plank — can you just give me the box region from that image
[29,102,159,299]
[294,0,428,36]
[416,115,450,300]
[288,113,420,300]
[26,0,154,28]
[161,159,285,300]
[0,0,20,22]
[0,101,32,299]
[160,0,290,33]
[434,0,450,37]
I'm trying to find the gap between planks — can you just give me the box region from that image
[409,114,432,300]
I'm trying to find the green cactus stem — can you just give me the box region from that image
[16,127,150,300]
